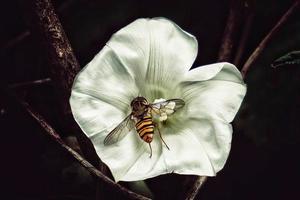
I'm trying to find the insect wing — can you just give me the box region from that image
[150,99,185,114]
[167,99,185,111]
[104,115,134,145]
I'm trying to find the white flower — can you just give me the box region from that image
[70,17,246,182]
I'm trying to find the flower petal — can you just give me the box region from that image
[71,46,139,114]
[162,117,233,175]
[180,62,246,122]
[184,62,244,83]
[107,18,198,101]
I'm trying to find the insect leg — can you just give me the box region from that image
[156,124,170,150]
[149,143,152,158]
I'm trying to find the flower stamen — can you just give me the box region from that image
[152,98,176,122]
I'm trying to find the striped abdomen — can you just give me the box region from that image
[135,115,154,143]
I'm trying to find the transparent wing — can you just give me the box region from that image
[150,99,185,115]
[104,114,134,145]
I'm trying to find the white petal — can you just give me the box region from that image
[107,18,198,101]
[184,62,244,83]
[71,46,138,114]
[163,118,233,174]
[180,62,246,122]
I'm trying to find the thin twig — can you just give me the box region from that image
[217,0,243,62]
[233,1,255,67]
[241,0,300,78]
[6,93,149,200]
[9,78,51,89]
[184,177,207,200]
[0,31,30,53]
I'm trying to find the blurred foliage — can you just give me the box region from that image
[272,50,300,67]
[0,0,299,200]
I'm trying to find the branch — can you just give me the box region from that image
[9,78,51,89]
[184,177,207,200]
[1,87,149,200]
[217,0,243,62]
[28,0,80,110]
[241,0,300,78]
[25,0,109,176]
[233,0,255,67]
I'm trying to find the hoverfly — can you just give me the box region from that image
[104,96,185,157]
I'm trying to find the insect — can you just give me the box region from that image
[103,96,185,157]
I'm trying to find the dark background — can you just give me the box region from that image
[0,0,299,199]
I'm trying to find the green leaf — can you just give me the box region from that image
[271,51,300,68]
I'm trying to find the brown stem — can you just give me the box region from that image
[1,87,150,200]
[184,177,207,200]
[9,78,51,89]
[25,0,109,177]
[233,1,255,67]
[241,0,300,78]
[28,0,80,111]
[217,0,243,62]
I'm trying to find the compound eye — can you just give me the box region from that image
[130,99,138,107]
